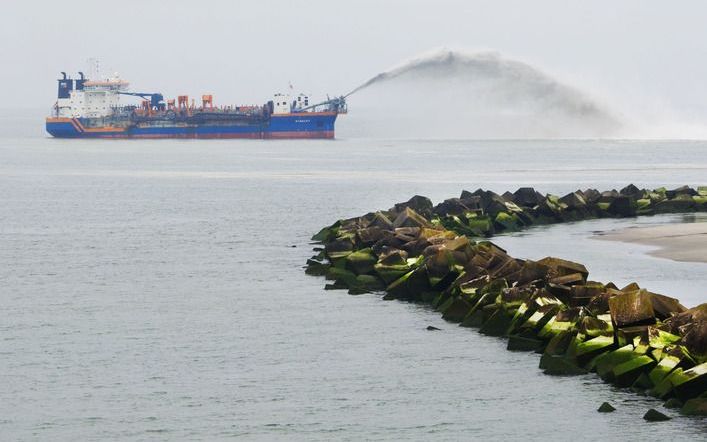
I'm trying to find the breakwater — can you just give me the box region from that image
[306,184,707,418]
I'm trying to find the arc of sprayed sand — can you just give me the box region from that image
[343,49,619,125]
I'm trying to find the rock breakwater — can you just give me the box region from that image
[306,185,707,417]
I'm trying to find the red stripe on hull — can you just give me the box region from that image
[264,131,334,139]
[62,131,335,139]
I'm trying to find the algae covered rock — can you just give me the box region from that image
[559,191,587,210]
[670,362,707,402]
[433,197,481,217]
[620,184,644,199]
[608,290,656,328]
[664,303,707,361]
[607,195,636,217]
[663,398,683,409]
[393,207,433,229]
[393,195,434,218]
[575,335,615,366]
[537,257,589,281]
[542,354,588,375]
[681,397,707,416]
[654,196,696,213]
[512,187,543,207]
[666,185,697,198]
[346,248,378,275]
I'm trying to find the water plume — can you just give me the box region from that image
[344,50,623,139]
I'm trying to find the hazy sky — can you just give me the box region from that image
[4,0,707,126]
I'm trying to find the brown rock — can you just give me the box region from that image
[393,207,433,229]
[608,289,656,327]
[537,257,589,281]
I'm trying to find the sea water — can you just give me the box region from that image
[1,111,706,440]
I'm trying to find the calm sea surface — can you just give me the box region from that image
[1,111,707,440]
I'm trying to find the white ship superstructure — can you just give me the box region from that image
[55,72,128,118]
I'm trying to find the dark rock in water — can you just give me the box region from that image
[632,372,653,390]
[613,355,657,387]
[542,330,576,358]
[643,408,671,421]
[512,187,544,207]
[433,197,481,217]
[666,185,697,198]
[654,197,696,213]
[607,195,636,217]
[542,355,587,375]
[507,334,544,352]
[598,189,619,202]
[494,211,522,231]
[353,274,385,292]
[479,306,513,336]
[583,188,601,204]
[325,237,355,259]
[559,191,587,210]
[671,363,707,402]
[620,183,644,199]
[441,298,473,323]
[393,195,434,217]
[630,385,648,395]
[474,190,511,217]
[597,402,616,412]
[535,198,562,220]
[460,189,474,199]
[305,259,330,276]
[663,398,683,409]
[426,325,441,331]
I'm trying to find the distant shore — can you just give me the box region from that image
[596,222,707,263]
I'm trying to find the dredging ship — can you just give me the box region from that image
[46,72,347,139]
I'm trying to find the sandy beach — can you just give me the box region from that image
[596,222,707,263]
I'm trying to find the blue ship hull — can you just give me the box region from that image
[46,112,338,139]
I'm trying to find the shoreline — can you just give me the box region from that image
[595,222,707,264]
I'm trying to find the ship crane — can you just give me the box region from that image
[117,92,165,110]
[295,95,347,113]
